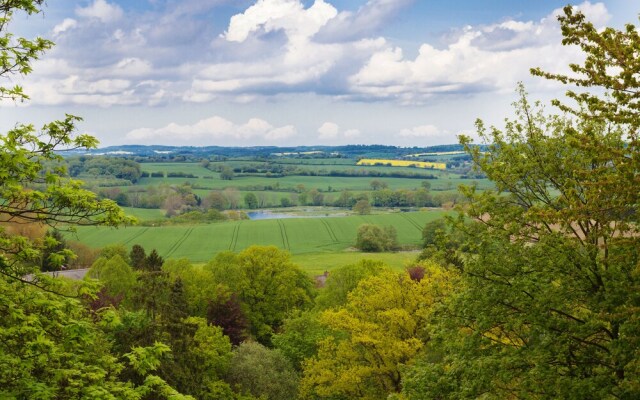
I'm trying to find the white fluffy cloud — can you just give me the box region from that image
[76,0,123,23]
[127,116,297,144]
[348,2,610,103]
[223,0,337,43]
[317,122,340,139]
[317,122,362,140]
[53,18,78,36]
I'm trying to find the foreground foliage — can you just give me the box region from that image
[402,7,640,398]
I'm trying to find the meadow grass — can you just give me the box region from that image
[120,207,166,221]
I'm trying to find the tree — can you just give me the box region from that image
[0,275,188,399]
[334,190,354,207]
[272,311,330,371]
[0,120,129,280]
[0,3,186,398]
[421,218,446,248]
[370,179,388,191]
[163,259,221,319]
[301,266,455,399]
[227,342,299,400]
[404,31,640,398]
[531,6,640,132]
[297,191,308,206]
[168,317,232,399]
[355,224,399,252]
[129,244,147,270]
[280,197,292,207]
[309,189,324,206]
[39,229,71,272]
[203,191,228,211]
[244,192,258,209]
[88,254,137,303]
[352,199,371,215]
[145,249,164,271]
[206,246,315,345]
[223,188,240,209]
[220,166,234,180]
[0,1,130,278]
[207,292,248,346]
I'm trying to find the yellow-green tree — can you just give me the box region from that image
[301,264,454,399]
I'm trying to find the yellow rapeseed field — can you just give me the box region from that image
[356,158,447,170]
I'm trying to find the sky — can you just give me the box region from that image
[2,0,639,147]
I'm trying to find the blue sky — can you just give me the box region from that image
[2,0,639,147]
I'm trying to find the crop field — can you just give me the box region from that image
[120,207,166,221]
[268,158,356,165]
[357,158,447,170]
[67,210,449,263]
[141,160,453,178]
[134,175,412,191]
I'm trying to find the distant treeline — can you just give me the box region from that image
[206,163,439,180]
[98,182,463,216]
[65,143,486,161]
[66,156,142,183]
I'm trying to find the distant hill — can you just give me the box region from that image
[62,144,484,159]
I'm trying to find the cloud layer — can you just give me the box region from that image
[14,0,611,110]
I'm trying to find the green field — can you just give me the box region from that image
[67,210,448,263]
[124,175,487,193]
[120,207,166,221]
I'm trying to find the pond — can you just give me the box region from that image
[246,211,300,220]
[246,209,348,220]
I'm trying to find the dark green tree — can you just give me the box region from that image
[129,244,147,270]
[145,249,164,271]
[39,229,71,272]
